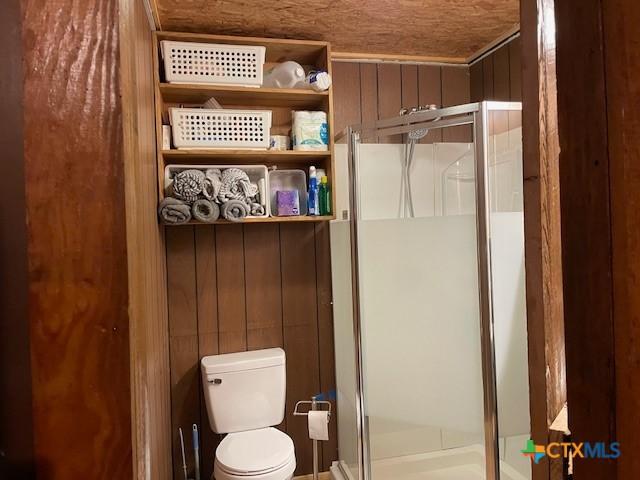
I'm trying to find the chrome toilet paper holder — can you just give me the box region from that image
[293,397,332,480]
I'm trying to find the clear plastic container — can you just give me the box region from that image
[268,170,308,216]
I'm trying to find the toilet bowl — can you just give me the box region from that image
[201,349,296,480]
[214,428,296,480]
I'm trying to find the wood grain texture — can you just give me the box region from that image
[315,223,338,469]
[120,0,171,479]
[0,0,34,477]
[377,64,402,144]
[441,67,472,142]
[21,0,133,478]
[216,225,248,353]
[281,224,321,476]
[520,0,565,479]
[602,1,640,477]
[555,0,616,477]
[332,63,362,137]
[359,63,379,142]
[153,0,519,60]
[417,66,444,143]
[470,37,521,103]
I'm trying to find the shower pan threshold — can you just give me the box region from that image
[330,445,528,480]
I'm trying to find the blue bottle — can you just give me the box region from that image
[308,166,319,216]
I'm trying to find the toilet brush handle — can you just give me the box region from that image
[193,424,200,480]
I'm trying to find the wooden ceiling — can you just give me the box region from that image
[150,0,520,63]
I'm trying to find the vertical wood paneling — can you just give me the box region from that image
[482,56,495,99]
[441,67,471,142]
[470,61,484,102]
[493,46,511,101]
[0,0,33,477]
[281,224,321,476]
[603,2,640,478]
[166,227,200,479]
[556,0,616,478]
[21,0,133,476]
[401,64,419,111]
[377,63,403,143]
[509,37,522,101]
[216,225,247,353]
[194,226,219,480]
[417,65,444,143]
[360,63,379,142]
[315,223,338,470]
[244,224,284,350]
[332,62,362,136]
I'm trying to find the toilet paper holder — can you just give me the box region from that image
[293,398,332,419]
[293,397,332,480]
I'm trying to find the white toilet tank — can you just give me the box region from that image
[201,348,286,434]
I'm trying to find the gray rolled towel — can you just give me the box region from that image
[221,199,249,222]
[218,168,259,203]
[192,199,220,223]
[173,169,205,203]
[158,197,191,225]
[203,168,222,202]
[250,202,265,217]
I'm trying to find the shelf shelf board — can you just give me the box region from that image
[165,215,335,226]
[162,149,331,163]
[160,83,329,108]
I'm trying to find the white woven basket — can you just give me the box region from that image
[161,41,266,87]
[169,108,272,149]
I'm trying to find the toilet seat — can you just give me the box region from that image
[214,427,296,479]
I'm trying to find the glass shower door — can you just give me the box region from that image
[352,122,488,479]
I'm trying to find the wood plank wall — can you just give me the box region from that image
[332,62,472,142]
[167,223,336,479]
[120,0,173,479]
[0,0,34,477]
[556,0,640,478]
[470,36,522,102]
[20,0,133,478]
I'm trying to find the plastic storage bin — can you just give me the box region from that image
[164,164,270,219]
[269,169,308,216]
[161,41,266,87]
[169,108,272,149]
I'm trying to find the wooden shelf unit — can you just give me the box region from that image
[153,31,336,224]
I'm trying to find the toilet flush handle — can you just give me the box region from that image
[208,378,222,385]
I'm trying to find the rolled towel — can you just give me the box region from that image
[250,202,265,217]
[192,199,220,223]
[203,168,222,202]
[173,169,205,203]
[158,197,191,225]
[221,199,249,222]
[218,168,259,203]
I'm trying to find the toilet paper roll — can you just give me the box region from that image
[308,410,329,441]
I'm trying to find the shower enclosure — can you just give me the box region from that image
[330,102,530,480]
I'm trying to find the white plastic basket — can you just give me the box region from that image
[169,108,272,149]
[164,164,270,219]
[161,41,266,87]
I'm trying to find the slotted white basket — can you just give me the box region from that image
[161,40,266,87]
[169,108,272,149]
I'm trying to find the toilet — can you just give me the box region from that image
[201,348,296,480]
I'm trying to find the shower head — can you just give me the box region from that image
[401,104,440,141]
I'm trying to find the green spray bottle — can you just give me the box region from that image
[319,176,331,216]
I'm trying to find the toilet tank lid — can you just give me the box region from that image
[201,348,285,374]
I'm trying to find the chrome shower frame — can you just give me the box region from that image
[337,101,523,480]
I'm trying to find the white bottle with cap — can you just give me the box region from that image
[262,61,306,89]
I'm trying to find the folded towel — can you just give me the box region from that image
[218,168,259,203]
[158,197,191,224]
[173,169,205,203]
[221,199,249,222]
[250,202,265,216]
[192,199,220,223]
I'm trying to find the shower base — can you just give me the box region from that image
[330,445,528,480]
